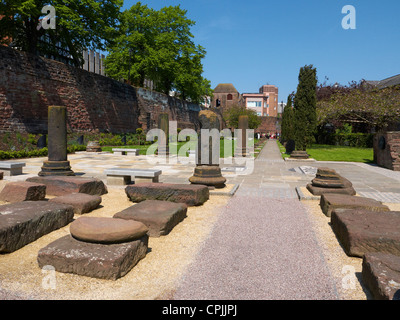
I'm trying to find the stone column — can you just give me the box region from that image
[38,106,74,176]
[235,115,249,157]
[189,110,226,188]
[157,113,169,156]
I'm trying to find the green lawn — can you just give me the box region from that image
[277,141,373,163]
[101,139,259,158]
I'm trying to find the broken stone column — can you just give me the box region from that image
[235,115,249,157]
[38,106,74,176]
[157,112,169,156]
[189,110,226,188]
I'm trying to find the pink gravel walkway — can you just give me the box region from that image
[174,140,338,299]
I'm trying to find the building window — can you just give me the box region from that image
[227,94,233,100]
[247,101,262,107]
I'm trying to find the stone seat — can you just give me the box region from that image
[0,161,25,176]
[331,208,400,257]
[0,181,46,203]
[112,148,139,156]
[114,200,188,237]
[0,201,74,253]
[105,168,162,185]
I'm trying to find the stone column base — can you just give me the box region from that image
[189,165,226,188]
[38,160,75,176]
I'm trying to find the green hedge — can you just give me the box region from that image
[333,133,373,148]
[316,132,373,148]
[0,145,86,160]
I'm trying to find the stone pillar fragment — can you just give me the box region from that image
[157,113,169,156]
[189,110,226,188]
[235,115,249,157]
[38,106,74,176]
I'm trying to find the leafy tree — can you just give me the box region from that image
[293,65,318,150]
[0,0,122,66]
[317,84,400,131]
[281,93,295,142]
[223,104,261,129]
[104,3,211,104]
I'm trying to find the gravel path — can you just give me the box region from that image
[174,140,339,299]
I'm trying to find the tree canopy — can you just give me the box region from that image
[0,0,122,66]
[223,104,262,129]
[104,3,212,104]
[317,83,400,131]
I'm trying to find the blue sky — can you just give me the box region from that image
[122,0,400,102]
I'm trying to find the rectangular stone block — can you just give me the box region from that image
[331,209,400,257]
[0,201,74,253]
[114,200,188,237]
[125,183,209,206]
[26,176,108,196]
[362,252,400,300]
[320,193,389,217]
[0,181,46,203]
[37,234,148,280]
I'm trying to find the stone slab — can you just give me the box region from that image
[125,183,209,206]
[306,183,356,196]
[0,201,74,253]
[26,176,108,196]
[70,216,148,243]
[114,200,187,237]
[320,193,389,217]
[362,252,400,300]
[49,193,102,214]
[0,181,46,203]
[37,234,148,280]
[331,208,400,257]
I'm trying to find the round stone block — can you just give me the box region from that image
[70,216,148,244]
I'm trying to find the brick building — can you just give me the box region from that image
[242,85,279,117]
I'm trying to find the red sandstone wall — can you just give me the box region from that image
[373,131,400,171]
[0,46,201,134]
[256,116,280,134]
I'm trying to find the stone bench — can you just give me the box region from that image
[105,168,162,185]
[0,161,25,176]
[112,148,139,156]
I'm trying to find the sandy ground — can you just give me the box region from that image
[0,185,230,300]
[1,179,400,300]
